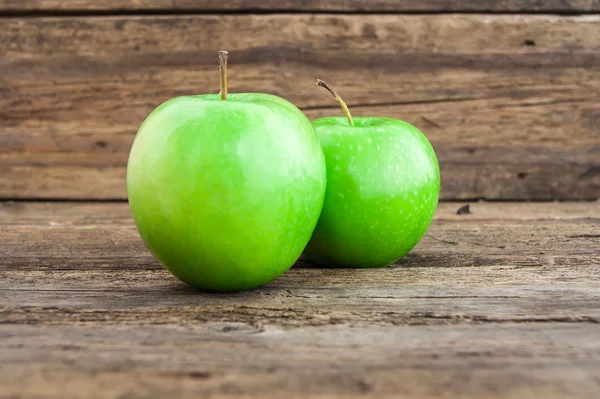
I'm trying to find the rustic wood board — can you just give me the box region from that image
[1,201,599,398]
[1,323,600,399]
[1,14,599,200]
[1,0,599,13]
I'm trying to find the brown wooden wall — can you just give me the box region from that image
[1,1,599,200]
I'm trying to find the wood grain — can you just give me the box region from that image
[1,14,600,201]
[3,200,599,224]
[1,324,600,399]
[1,201,599,398]
[1,0,599,13]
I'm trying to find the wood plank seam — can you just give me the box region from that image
[1,0,600,14]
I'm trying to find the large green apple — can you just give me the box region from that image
[303,80,440,268]
[127,52,326,292]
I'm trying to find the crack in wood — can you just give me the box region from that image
[1,2,599,16]
[428,236,506,249]
[568,234,600,238]
[302,96,486,111]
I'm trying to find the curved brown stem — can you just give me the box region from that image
[316,79,354,126]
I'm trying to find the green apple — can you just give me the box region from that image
[303,80,440,268]
[127,51,326,292]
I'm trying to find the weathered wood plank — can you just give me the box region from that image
[0,202,599,398]
[1,324,600,399]
[2,271,600,323]
[1,202,598,279]
[1,201,598,298]
[2,201,596,329]
[2,201,599,224]
[1,14,599,200]
[1,0,599,13]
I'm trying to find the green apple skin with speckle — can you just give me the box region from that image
[303,117,440,268]
[127,93,326,292]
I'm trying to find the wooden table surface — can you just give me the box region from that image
[1,200,599,398]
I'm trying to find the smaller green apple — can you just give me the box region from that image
[303,80,440,268]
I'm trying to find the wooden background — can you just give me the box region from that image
[2,0,599,201]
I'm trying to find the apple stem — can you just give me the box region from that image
[316,79,354,126]
[219,50,229,100]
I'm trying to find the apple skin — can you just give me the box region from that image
[127,93,326,292]
[303,117,440,268]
